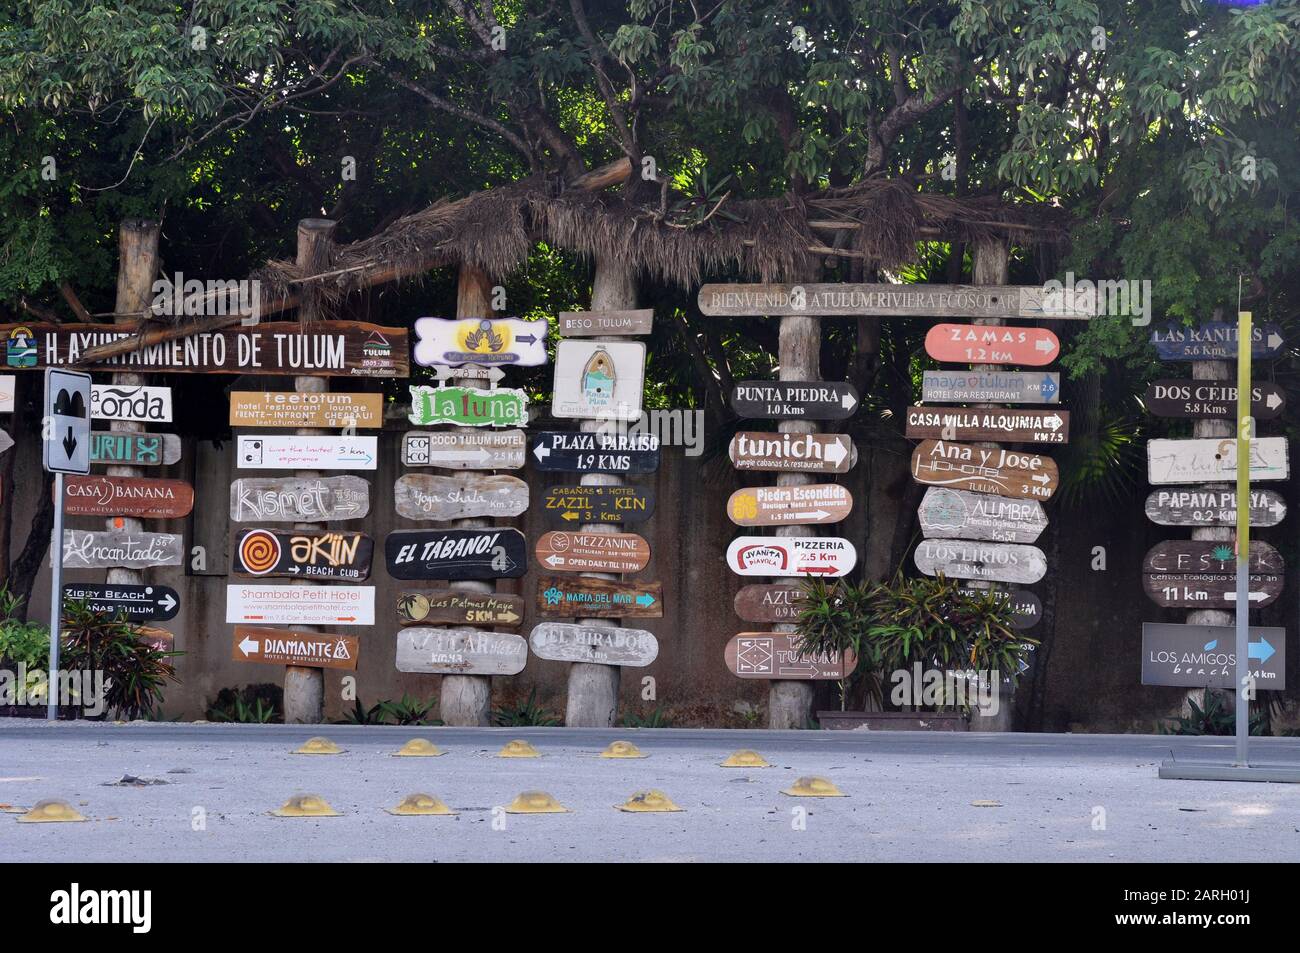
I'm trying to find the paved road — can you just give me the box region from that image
[3,721,1299,862]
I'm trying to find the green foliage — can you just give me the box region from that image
[1159,689,1268,737]
[59,600,181,720]
[0,585,49,669]
[209,696,279,724]
[492,688,561,727]
[619,706,673,728]
[339,697,388,726]
[375,693,441,727]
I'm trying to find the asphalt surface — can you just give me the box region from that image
[3,721,1300,862]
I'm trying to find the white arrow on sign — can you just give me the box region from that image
[1035,339,1055,353]
[157,593,177,612]
[1032,473,1050,484]
[533,444,551,462]
[545,554,564,567]
[824,441,848,465]
[1269,332,1283,350]
[1223,592,1269,603]
[793,509,832,521]
[841,392,857,411]
[1267,392,1283,410]
[1044,414,1064,432]
[239,636,259,657]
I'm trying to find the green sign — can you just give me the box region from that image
[407,385,529,428]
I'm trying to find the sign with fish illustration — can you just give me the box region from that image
[412,317,548,366]
[408,384,529,427]
[552,340,646,421]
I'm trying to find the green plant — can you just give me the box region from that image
[209,696,277,724]
[0,585,50,670]
[59,600,181,720]
[338,697,388,725]
[620,706,673,728]
[1160,689,1268,736]
[792,577,878,711]
[376,693,441,726]
[492,688,560,727]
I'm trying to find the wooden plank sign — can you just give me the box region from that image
[530,430,660,473]
[725,632,855,680]
[733,584,806,623]
[731,380,859,420]
[536,575,663,618]
[62,583,180,622]
[925,324,1060,365]
[396,627,529,676]
[696,284,1094,319]
[1144,487,1286,527]
[397,590,524,627]
[408,385,528,427]
[236,435,377,470]
[913,539,1047,584]
[1143,572,1283,609]
[225,583,374,626]
[911,440,1058,500]
[1150,322,1285,361]
[726,484,852,526]
[541,485,655,524]
[229,391,384,429]
[402,430,527,469]
[1145,380,1284,420]
[1143,540,1283,575]
[917,487,1047,544]
[726,536,856,577]
[90,384,173,423]
[231,528,373,581]
[413,317,548,366]
[394,473,528,520]
[956,586,1042,631]
[558,309,653,337]
[904,407,1069,445]
[528,622,658,667]
[233,626,358,670]
[534,531,651,573]
[921,371,1060,404]
[230,476,369,521]
[384,528,527,580]
[728,431,855,473]
[1147,437,1289,484]
[64,476,194,519]
[90,432,181,467]
[1141,623,1285,691]
[59,530,183,569]
[552,340,646,421]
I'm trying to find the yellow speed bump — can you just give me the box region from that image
[600,740,647,759]
[293,736,343,755]
[387,793,456,816]
[271,794,340,817]
[504,791,569,814]
[497,739,540,759]
[16,800,87,823]
[616,790,684,813]
[720,749,771,768]
[781,776,846,798]
[393,739,445,758]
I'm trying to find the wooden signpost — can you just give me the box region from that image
[534,531,651,574]
[725,484,852,526]
[60,530,183,569]
[728,431,855,473]
[921,371,1060,404]
[1150,322,1285,361]
[558,309,654,337]
[536,575,662,618]
[904,407,1069,445]
[924,323,1060,365]
[917,487,1048,543]
[541,484,655,524]
[733,584,806,623]
[236,435,378,470]
[396,627,529,676]
[911,440,1058,500]
[726,536,856,577]
[229,391,384,429]
[401,430,527,469]
[1142,539,1284,575]
[384,528,527,580]
[394,473,529,521]
[528,622,659,667]
[724,632,855,680]
[1143,572,1283,609]
[63,476,194,519]
[233,626,359,670]
[90,384,173,423]
[90,432,181,467]
[397,590,524,627]
[1141,622,1285,690]
[225,582,375,626]
[412,317,548,366]
[957,585,1042,630]
[229,476,369,521]
[1144,487,1286,527]
[1147,437,1289,484]
[1144,380,1284,420]
[231,528,374,581]
[407,384,529,427]
[913,539,1048,584]
[62,583,180,622]
[552,340,646,421]
[731,380,859,420]
[530,430,660,473]
[696,283,1095,319]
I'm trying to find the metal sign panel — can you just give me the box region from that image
[61,583,180,622]
[90,384,173,423]
[731,381,859,420]
[1141,623,1285,690]
[43,368,91,475]
[1150,322,1285,361]
[225,583,375,626]
[552,340,646,421]
[235,435,378,470]
[921,371,1060,404]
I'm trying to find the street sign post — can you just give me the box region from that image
[724,632,855,680]
[924,323,1060,365]
[911,440,1058,500]
[412,317,548,366]
[725,484,852,526]
[232,626,359,670]
[62,583,180,622]
[904,407,1069,444]
[921,371,1060,404]
[731,380,859,420]
[540,485,655,524]
[728,431,855,473]
[726,536,856,577]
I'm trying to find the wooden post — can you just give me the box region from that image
[437,266,496,726]
[282,219,335,724]
[564,257,637,727]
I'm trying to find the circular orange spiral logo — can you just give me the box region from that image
[239,530,281,575]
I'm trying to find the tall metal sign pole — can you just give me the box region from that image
[1234,310,1252,767]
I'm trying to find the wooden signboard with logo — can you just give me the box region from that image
[913,539,1047,584]
[1144,380,1284,419]
[1144,487,1287,527]
[535,575,663,618]
[90,432,182,467]
[728,431,856,473]
[232,626,359,671]
[90,384,173,423]
[921,371,1060,404]
[1147,437,1289,484]
[696,283,1095,319]
[231,528,373,581]
[726,484,852,526]
[384,528,527,580]
[397,590,524,627]
[925,323,1060,365]
[534,531,651,574]
[917,487,1048,544]
[394,473,529,521]
[528,622,659,667]
[62,583,180,622]
[1150,322,1285,361]
[726,536,856,577]
[229,476,369,521]
[530,431,661,473]
[957,586,1042,631]
[407,385,529,427]
[911,440,1058,500]
[541,484,655,524]
[1142,539,1283,575]
[1143,572,1283,609]
[60,530,184,569]
[731,381,859,420]
[552,340,647,421]
[236,435,378,470]
[733,584,806,623]
[395,627,529,676]
[63,476,194,519]
[904,407,1069,445]
[558,309,654,337]
[229,391,384,429]
[724,632,855,680]
[401,430,527,470]
[413,316,548,366]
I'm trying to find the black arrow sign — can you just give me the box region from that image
[62,426,77,460]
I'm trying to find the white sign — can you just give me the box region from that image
[236,435,378,470]
[413,317,548,367]
[1148,437,1289,485]
[43,368,91,474]
[225,583,375,626]
[0,375,14,413]
[552,340,645,421]
[90,384,173,423]
[725,536,857,577]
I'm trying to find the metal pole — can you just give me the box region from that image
[1234,309,1251,766]
[47,471,64,721]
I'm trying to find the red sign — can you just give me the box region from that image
[925,323,1059,366]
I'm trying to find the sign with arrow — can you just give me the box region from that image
[696,283,1095,319]
[911,440,1058,500]
[62,583,180,623]
[384,528,527,580]
[395,627,528,675]
[401,430,527,469]
[394,473,529,521]
[1150,322,1286,361]
[530,430,660,473]
[1144,487,1286,527]
[235,435,377,470]
[225,583,374,626]
[921,371,1060,404]
[408,384,529,427]
[731,380,859,420]
[558,309,654,337]
[728,431,855,473]
[232,625,359,671]
[1140,622,1285,690]
[904,407,1069,444]
[1144,380,1285,419]
[726,536,856,577]
[733,584,806,623]
[925,323,1060,366]
[528,622,659,667]
[90,432,181,467]
[552,340,646,421]
[541,484,655,524]
[724,632,855,680]
[229,476,369,521]
[534,531,651,574]
[43,368,91,475]
[726,484,852,526]
[413,316,548,366]
[231,528,374,581]
[1143,572,1283,609]
[918,487,1048,544]
[1147,437,1289,484]
[913,539,1047,584]
[63,476,194,519]
[535,575,663,618]
[397,590,524,627]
